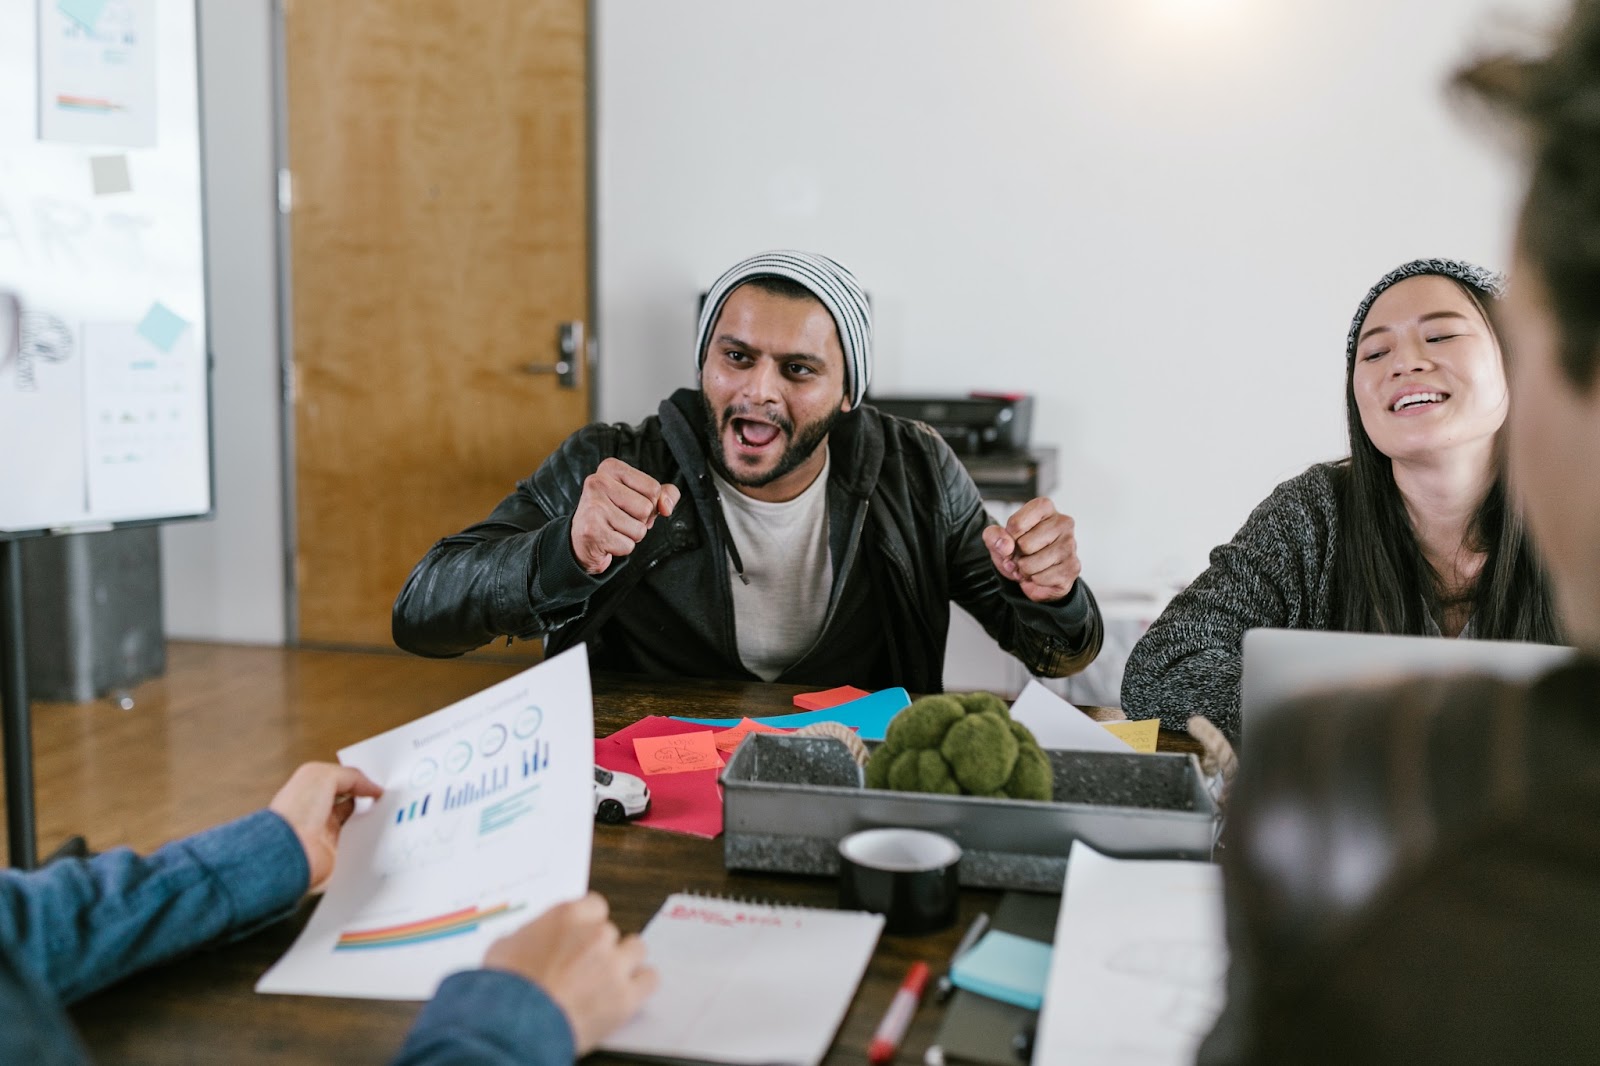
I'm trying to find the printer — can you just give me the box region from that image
[866,393,1051,502]
[866,393,1034,455]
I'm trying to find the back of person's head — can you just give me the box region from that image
[1457,0,1600,649]
[1458,2,1600,394]
[1200,665,1600,1065]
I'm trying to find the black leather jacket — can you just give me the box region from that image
[392,389,1101,691]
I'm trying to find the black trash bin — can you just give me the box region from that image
[20,527,165,703]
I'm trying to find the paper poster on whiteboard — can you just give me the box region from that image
[0,304,89,532]
[82,319,207,520]
[37,0,158,148]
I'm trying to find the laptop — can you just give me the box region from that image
[1240,628,1576,743]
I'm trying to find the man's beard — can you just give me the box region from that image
[701,394,840,491]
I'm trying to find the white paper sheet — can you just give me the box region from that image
[1009,679,1134,753]
[601,894,883,1066]
[257,646,594,1000]
[82,319,207,521]
[0,304,87,530]
[38,0,159,148]
[1033,842,1228,1066]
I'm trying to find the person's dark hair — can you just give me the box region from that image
[1455,2,1600,391]
[1332,278,1563,641]
[738,275,819,303]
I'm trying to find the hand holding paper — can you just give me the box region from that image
[268,763,383,893]
[257,647,596,1000]
[484,892,658,1055]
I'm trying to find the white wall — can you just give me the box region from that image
[160,0,286,643]
[170,0,1565,647]
[596,0,1566,597]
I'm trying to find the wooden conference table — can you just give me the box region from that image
[66,670,1199,1065]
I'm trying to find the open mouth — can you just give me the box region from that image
[1390,391,1449,413]
[732,418,782,449]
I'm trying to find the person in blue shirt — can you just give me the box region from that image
[0,762,657,1065]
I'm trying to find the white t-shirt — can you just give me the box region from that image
[711,453,833,682]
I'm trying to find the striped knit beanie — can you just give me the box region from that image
[1345,258,1506,362]
[695,250,873,409]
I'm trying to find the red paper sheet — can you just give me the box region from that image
[596,717,725,839]
[792,685,870,711]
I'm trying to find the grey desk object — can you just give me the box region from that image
[928,891,1060,1066]
[21,528,164,703]
[721,734,1218,892]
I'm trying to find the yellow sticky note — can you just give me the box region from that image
[1101,718,1159,753]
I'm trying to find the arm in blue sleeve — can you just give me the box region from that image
[393,969,576,1066]
[0,810,308,1005]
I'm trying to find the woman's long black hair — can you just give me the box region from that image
[1331,280,1564,642]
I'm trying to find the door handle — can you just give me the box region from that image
[519,321,582,389]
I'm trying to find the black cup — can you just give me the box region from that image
[837,828,961,935]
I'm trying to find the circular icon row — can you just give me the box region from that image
[407,704,545,786]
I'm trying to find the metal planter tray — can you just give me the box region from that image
[721,733,1218,892]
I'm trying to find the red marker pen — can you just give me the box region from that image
[868,960,929,1064]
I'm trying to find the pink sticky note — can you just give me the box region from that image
[597,717,725,838]
[633,731,725,776]
[793,685,870,711]
[712,717,791,754]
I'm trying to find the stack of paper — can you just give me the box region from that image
[602,893,883,1065]
[1033,842,1228,1064]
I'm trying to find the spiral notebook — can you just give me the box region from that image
[600,892,885,1066]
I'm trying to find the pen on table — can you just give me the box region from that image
[869,960,929,1065]
[935,912,990,1002]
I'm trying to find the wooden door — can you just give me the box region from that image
[284,0,589,649]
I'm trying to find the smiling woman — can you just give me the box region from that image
[1121,258,1562,736]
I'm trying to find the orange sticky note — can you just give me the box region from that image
[712,718,790,754]
[633,731,726,775]
[793,685,870,711]
[1102,718,1159,753]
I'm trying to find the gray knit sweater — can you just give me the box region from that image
[1122,464,1342,737]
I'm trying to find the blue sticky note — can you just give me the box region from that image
[58,0,109,29]
[671,687,911,742]
[136,303,189,353]
[949,930,1054,1010]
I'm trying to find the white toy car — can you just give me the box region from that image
[594,765,651,824]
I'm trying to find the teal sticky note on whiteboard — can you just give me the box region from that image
[949,929,1054,1010]
[57,0,109,29]
[136,303,189,353]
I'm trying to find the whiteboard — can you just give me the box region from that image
[0,0,210,536]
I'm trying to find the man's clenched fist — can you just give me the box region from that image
[982,497,1081,603]
[570,458,681,575]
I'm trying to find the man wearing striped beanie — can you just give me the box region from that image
[395,250,1103,692]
